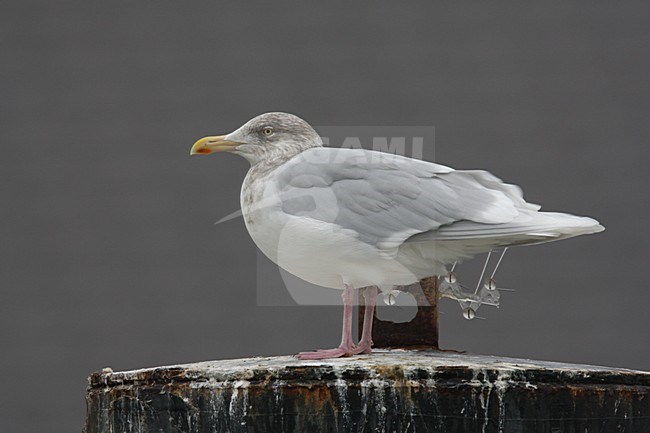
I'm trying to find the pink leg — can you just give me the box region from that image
[296,285,357,360]
[351,286,378,355]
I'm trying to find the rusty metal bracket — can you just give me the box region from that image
[359,276,439,349]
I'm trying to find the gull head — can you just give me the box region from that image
[191,112,322,165]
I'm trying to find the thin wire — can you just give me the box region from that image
[450,261,457,273]
[475,250,492,294]
[489,247,508,279]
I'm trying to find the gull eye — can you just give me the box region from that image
[262,127,274,136]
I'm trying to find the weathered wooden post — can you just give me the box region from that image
[85,278,650,433]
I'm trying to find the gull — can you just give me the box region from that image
[190,112,604,359]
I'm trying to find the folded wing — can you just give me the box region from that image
[275,148,579,257]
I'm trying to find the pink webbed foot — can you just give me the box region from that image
[295,284,377,360]
[295,341,373,360]
[295,345,356,360]
[350,340,372,355]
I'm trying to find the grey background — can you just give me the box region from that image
[1,2,649,431]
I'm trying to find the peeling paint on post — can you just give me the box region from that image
[86,351,650,433]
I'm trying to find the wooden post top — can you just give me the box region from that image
[86,350,650,433]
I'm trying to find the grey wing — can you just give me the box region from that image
[276,147,536,256]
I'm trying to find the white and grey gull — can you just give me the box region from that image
[190,112,604,359]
